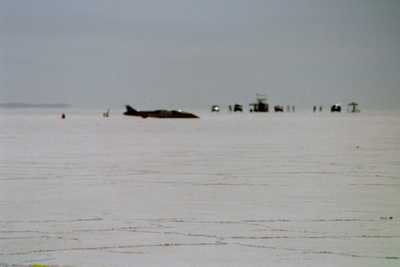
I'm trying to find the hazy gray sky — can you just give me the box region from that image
[1,0,399,110]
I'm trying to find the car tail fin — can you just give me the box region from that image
[125,105,137,113]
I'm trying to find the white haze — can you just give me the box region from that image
[1,1,400,110]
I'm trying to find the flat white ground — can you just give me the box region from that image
[1,109,399,266]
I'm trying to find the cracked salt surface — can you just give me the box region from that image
[1,109,399,266]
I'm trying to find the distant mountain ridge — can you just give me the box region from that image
[0,103,70,108]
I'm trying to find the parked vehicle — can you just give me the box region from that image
[249,93,269,112]
[234,103,243,112]
[274,105,284,112]
[331,104,341,112]
[211,105,220,112]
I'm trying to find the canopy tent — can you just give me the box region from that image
[348,102,360,112]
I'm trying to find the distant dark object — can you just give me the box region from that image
[103,109,110,117]
[319,106,322,112]
[61,113,66,119]
[211,105,220,112]
[331,104,341,112]
[234,103,243,112]
[249,93,269,112]
[124,105,199,119]
[313,106,317,112]
[274,105,284,112]
[0,102,70,109]
[348,102,360,112]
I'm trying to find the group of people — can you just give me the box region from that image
[103,109,110,117]
[313,106,323,112]
[62,109,110,119]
